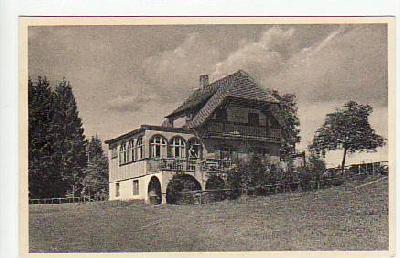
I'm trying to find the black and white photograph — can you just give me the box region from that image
[20,17,395,255]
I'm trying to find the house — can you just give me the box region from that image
[105,70,284,204]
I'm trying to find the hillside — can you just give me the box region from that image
[29,177,388,252]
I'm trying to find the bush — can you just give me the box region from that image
[298,166,313,191]
[308,155,326,189]
[205,174,227,202]
[166,174,202,204]
[226,168,242,200]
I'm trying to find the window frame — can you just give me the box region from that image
[132,180,139,195]
[188,138,202,159]
[150,135,167,159]
[119,142,127,165]
[136,137,144,160]
[111,147,118,159]
[170,136,186,159]
[127,139,135,163]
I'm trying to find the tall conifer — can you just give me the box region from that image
[28,77,64,198]
[51,80,87,196]
[81,135,109,198]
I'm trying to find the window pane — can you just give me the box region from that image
[132,180,139,195]
[156,146,160,157]
[116,183,120,197]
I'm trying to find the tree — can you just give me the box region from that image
[29,76,65,198]
[29,77,88,198]
[51,79,87,196]
[81,135,109,198]
[310,101,385,173]
[270,91,301,160]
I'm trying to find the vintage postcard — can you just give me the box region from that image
[19,17,395,258]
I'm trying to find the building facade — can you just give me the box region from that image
[105,70,284,204]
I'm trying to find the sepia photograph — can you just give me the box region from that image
[20,17,395,256]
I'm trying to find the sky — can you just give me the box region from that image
[28,24,388,167]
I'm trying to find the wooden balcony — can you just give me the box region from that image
[147,158,234,174]
[148,158,199,173]
[205,121,281,142]
[200,159,234,173]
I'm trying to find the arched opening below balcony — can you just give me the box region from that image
[166,174,202,204]
[205,175,227,202]
[148,176,162,205]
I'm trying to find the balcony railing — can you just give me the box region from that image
[200,159,234,173]
[206,122,281,142]
[148,158,199,173]
[147,158,235,174]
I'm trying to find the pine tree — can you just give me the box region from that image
[51,79,87,196]
[81,135,109,198]
[28,76,64,198]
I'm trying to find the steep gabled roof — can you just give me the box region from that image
[186,70,280,128]
[165,72,235,119]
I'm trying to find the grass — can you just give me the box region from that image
[29,177,388,252]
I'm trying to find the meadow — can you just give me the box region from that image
[29,177,388,252]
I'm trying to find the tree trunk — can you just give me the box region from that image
[341,148,348,174]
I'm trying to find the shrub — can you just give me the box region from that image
[298,166,313,191]
[226,167,242,199]
[308,155,326,189]
[205,174,227,202]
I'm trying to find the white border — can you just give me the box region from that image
[1,1,399,258]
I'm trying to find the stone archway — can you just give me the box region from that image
[166,174,202,204]
[148,176,162,205]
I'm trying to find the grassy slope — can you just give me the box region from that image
[29,178,388,252]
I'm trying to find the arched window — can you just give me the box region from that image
[136,137,144,160]
[150,135,167,159]
[127,139,135,162]
[119,142,127,165]
[170,137,186,159]
[188,138,202,159]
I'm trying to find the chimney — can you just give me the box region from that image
[199,75,209,89]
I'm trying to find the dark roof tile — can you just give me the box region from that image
[187,70,279,128]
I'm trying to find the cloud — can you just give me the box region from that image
[212,27,296,80]
[207,25,387,108]
[206,24,388,164]
[266,25,388,106]
[141,33,222,103]
[107,94,156,113]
